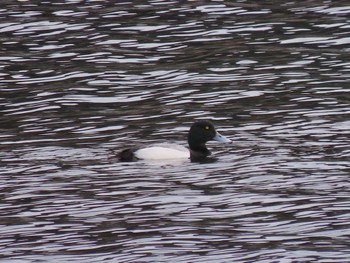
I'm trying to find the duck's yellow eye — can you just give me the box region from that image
[205,126,210,130]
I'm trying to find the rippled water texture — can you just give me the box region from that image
[1,1,350,262]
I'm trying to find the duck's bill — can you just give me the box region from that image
[213,131,231,143]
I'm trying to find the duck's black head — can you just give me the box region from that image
[188,120,230,161]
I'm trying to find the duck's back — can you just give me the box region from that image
[134,143,190,160]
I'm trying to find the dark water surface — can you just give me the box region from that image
[1,0,350,262]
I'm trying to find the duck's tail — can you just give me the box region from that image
[118,149,136,162]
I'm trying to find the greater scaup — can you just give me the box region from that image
[118,120,231,162]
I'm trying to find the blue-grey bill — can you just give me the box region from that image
[213,131,231,143]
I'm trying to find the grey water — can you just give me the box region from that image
[1,1,350,262]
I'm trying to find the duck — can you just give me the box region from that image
[118,120,231,162]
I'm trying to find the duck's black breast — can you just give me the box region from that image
[189,147,211,162]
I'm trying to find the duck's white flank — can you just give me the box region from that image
[135,144,190,160]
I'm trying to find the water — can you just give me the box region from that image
[1,1,350,262]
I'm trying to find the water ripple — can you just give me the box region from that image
[1,0,350,262]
